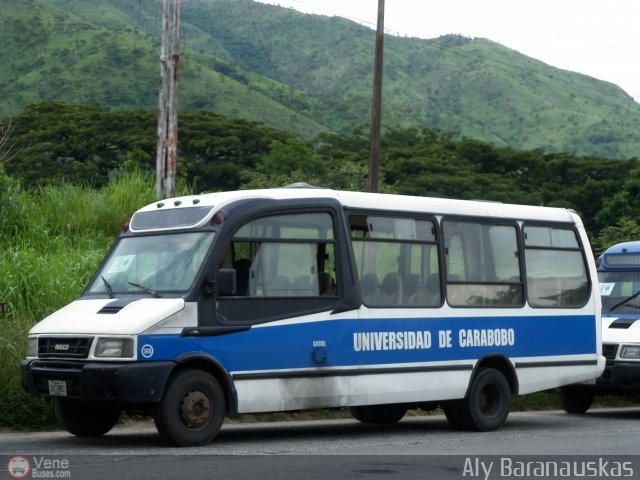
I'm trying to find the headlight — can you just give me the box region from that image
[94,338,134,358]
[26,337,38,357]
[620,345,640,360]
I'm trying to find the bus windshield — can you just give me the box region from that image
[86,232,215,295]
[598,270,640,313]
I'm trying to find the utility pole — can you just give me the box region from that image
[156,0,181,200]
[368,0,385,193]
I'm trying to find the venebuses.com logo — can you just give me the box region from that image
[6,455,71,478]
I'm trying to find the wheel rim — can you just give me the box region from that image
[479,383,502,418]
[179,389,211,429]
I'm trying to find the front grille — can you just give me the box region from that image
[30,361,85,372]
[602,343,618,360]
[38,337,94,359]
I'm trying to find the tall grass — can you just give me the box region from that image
[0,168,160,428]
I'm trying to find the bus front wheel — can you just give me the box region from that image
[53,399,121,437]
[446,368,511,431]
[154,369,226,446]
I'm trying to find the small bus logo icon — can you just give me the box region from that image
[7,456,30,479]
[141,344,154,358]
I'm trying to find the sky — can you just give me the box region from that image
[257,0,640,102]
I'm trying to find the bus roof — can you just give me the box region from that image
[600,240,640,255]
[130,187,582,233]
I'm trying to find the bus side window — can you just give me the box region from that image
[524,225,589,308]
[350,214,439,308]
[443,221,523,307]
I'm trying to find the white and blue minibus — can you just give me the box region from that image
[21,186,604,446]
[560,240,640,413]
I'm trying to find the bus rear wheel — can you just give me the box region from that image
[349,404,407,424]
[53,399,121,437]
[446,368,511,431]
[154,369,226,446]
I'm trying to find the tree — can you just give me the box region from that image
[241,138,326,189]
[5,102,156,187]
[594,166,640,229]
[179,110,290,192]
[258,139,325,177]
[591,218,640,256]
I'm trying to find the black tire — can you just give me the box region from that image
[454,368,511,431]
[53,399,121,437]
[349,406,372,423]
[443,401,466,429]
[153,369,226,446]
[560,387,594,414]
[349,404,407,424]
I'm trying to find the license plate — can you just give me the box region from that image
[48,380,67,397]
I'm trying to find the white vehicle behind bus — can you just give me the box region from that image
[561,240,640,413]
[21,186,604,446]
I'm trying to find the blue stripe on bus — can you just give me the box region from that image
[137,314,597,372]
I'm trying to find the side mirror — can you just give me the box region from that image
[216,268,236,296]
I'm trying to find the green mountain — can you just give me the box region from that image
[2,0,640,158]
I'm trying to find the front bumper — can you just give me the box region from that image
[589,360,640,394]
[21,359,175,403]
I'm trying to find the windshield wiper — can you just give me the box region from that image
[101,276,114,298]
[128,281,161,298]
[610,289,640,312]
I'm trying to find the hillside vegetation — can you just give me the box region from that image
[5,101,640,240]
[2,0,640,157]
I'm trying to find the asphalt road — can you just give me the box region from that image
[2,408,640,479]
